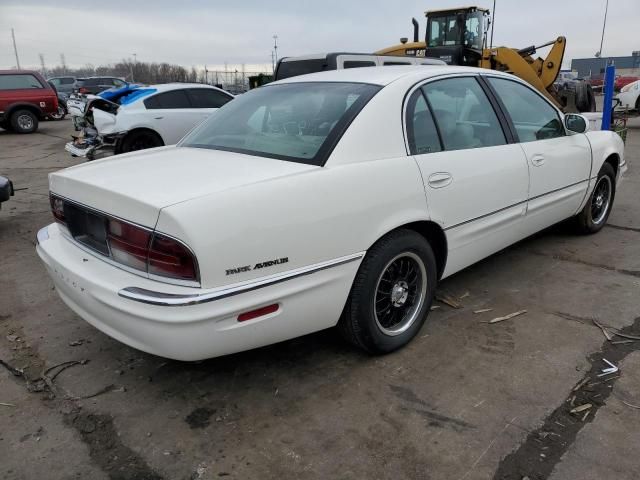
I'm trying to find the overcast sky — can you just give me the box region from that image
[0,0,637,73]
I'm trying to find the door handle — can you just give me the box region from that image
[428,172,453,189]
[531,154,545,167]
[154,116,164,120]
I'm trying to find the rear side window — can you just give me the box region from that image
[343,60,376,69]
[0,74,43,90]
[487,77,565,142]
[61,78,75,85]
[144,90,191,109]
[187,88,232,108]
[406,89,441,155]
[423,77,506,151]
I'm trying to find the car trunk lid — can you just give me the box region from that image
[49,146,317,227]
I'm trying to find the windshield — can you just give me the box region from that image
[180,82,380,165]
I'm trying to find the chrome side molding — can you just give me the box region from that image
[118,252,365,307]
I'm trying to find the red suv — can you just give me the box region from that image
[0,70,58,133]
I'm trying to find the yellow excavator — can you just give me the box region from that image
[375,6,595,113]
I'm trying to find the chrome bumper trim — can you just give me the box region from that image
[118,252,365,307]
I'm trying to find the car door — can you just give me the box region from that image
[185,88,233,124]
[407,76,530,276]
[485,77,592,230]
[143,89,197,144]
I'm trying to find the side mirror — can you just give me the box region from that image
[565,113,589,134]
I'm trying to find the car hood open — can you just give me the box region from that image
[49,146,317,227]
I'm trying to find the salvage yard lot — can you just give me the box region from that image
[1,118,640,480]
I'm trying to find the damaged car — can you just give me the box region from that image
[65,83,234,159]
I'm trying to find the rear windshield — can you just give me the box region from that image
[180,82,380,166]
[275,59,328,80]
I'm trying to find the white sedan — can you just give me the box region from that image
[37,66,626,361]
[65,83,234,159]
[615,79,640,111]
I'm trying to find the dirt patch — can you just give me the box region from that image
[185,407,216,429]
[65,411,164,480]
[493,317,640,480]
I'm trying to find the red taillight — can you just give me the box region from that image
[237,304,279,322]
[49,193,199,284]
[148,233,198,281]
[107,218,151,271]
[50,194,66,224]
[78,87,89,94]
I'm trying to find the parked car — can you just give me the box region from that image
[274,52,445,81]
[74,77,127,95]
[46,81,69,120]
[47,76,77,94]
[0,176,14,209]
[0,70,59,133]
[615,79,640,111]
[553,71,579,90]
[65,83,234,159]
[615,75,640,92]
[37,66,625,361]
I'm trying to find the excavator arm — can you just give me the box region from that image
[480,37,566,108]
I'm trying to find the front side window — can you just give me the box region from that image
[422,77,506,151]
[187,88,232,108]
[0,74,43,90]
[406,89,441,155]
[180,82,380,165]
[487,77,565,142]
[145,90,191,109]
[112,78,126,87]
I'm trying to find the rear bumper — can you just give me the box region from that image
[36,223,360,361]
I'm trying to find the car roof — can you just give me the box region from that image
[147,83,229,93]
[272,65,508,86]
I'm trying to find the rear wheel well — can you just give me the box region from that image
[116,128,164,153]
[378,221,448,280]
[604,154,619,178]
[7,104,42,119]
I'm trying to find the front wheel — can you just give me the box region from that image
[338,229,437,354]
[574,162,616,234]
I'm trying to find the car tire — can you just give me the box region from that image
[338,229,437,354]
[10,109,38,134]
[49,105,66,121]
[635,96,640,113]
[574,162,616,234]
[120,131,163,153]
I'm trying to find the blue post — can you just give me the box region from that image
[601,62,615,130]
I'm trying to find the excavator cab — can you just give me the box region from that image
[424,7,490,66]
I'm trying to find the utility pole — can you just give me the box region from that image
[597,0,609,58]
[39,53,46,77]
[204,64,208,84]
[60,53,67,74]
[271,51,275,73]
[489,0,496,49]
[11,28,21,69]
[273,35,279,66]
[131,53,137,82]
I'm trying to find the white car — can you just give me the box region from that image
[615,79,640,111]
[37,66,626,361]
[65,83,234,159]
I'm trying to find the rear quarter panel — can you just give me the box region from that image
[156,156,430,289]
